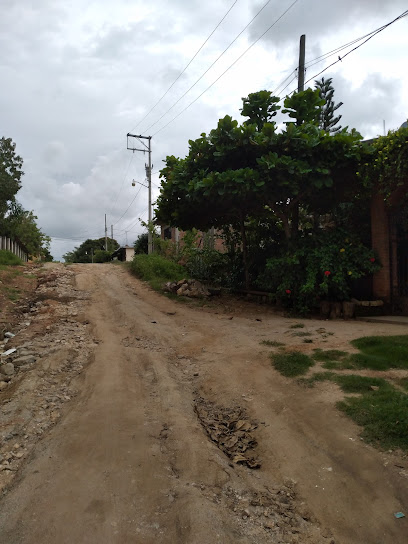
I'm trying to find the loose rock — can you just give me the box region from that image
[0,363,15,376]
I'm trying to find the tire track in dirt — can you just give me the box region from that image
[0,263,407,543]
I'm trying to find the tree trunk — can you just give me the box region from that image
[240,216,250,290]
[281,214,291,240]
[291,204,299,238]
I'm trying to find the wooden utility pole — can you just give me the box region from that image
[292,34,306,236]
[105,214,108,252]
[111,225,113,250]
[127,133,153,254]
[298,34,306,92]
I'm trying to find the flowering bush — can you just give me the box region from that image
[256,227,381,315]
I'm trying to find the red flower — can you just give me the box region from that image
[370,257,375,263]
[285,289,291,294]
[324,270,331,276]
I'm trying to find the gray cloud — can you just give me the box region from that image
[1,0,407,260]
[249,0,408,48]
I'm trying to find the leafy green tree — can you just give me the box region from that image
[134,232,148,254]
[42,247,54,262]
[314,77,343,133]
[0,137,24,227]
[5,201,51,257]
[240,90,280,131]
[156,88,365,289]
[93,250,111,263]
[63,237,119,263]
[282,88,324,126]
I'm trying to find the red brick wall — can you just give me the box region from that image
[371,193,390,301]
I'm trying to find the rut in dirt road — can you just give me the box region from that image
[0,263,407,544]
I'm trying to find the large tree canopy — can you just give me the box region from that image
[0,137,24,223]
[63,237,120,263]
[6,202,51,256]
[315,77,344,133]
[155,86,368,287]
[1,137,51,258]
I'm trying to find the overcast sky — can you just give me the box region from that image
[1,0,407,260]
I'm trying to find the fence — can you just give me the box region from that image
[0,236,28,262]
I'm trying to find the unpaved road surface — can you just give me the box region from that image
[0,263,407,543]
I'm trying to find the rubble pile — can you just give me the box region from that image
[0,265,95,493]
[163,278,210,298]
[194,397,261,469]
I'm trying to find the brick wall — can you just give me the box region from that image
[371,193,391,301]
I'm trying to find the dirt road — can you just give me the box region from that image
[0,264,407,543]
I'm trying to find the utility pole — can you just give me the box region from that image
[111,224,113,250]
[105,214,108,252]
[298,34,306,92]
[127,133,153,254]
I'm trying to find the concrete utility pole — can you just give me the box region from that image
[127,133,153,255]
[298,34,306,92]
[105,214,108,252]
[111,225,113,250]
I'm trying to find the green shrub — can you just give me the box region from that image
[0,250,22,266]
[130,254,185,290]
[185,248,228,284]
[93,250,111,263]
[256,227,380,315]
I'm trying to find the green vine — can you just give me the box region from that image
[360,125,408,198]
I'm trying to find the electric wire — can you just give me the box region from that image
[271,68,297,95]
[301,8,408,88]
[142,0,276,134]
[130,0,239,133]
[151,0,300,137]
[304,15,408,71]
[112,183,144,227]
[108,154,134,218]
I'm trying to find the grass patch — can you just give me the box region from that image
[397,377,408,391]
[338,388,408,450]
[129,254,186,291]
[301,372,391,393]
[289,323,305,329]
[271,351,314,377]
[312,349,348,361]
[291,331,312,337]
[312,348,354,370]
[322,360,355,370]
[0,250,22,266]
[299,371,335,387]
[4,287,20,301]
[334,375,391,393]
[260,340,285,347]
[350,335,408,370]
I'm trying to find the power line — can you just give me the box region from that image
[112,183,144,227]
[108,154,134,218]
[152,0,300,137]
[143,0,276,134]
[130,0,239,132]
[276,74,298,97]
[271,68,297,95]
[304,15,408,71]
[270,13,408,102]
[302,8,408,87]
[273,7,408,107]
